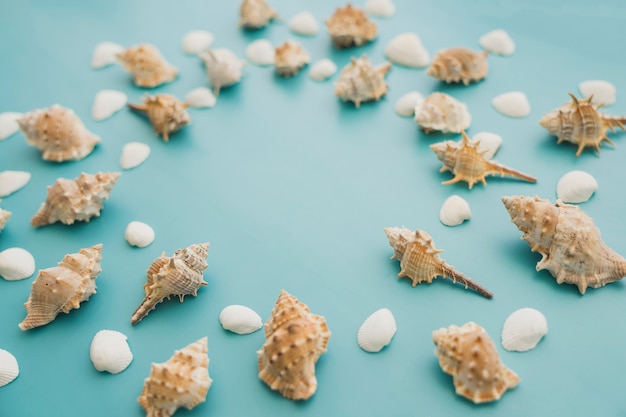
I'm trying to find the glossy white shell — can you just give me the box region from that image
[185,87,217,108]
[556,170,598,203]
[472,131,503,160]
[0,248,35,281]
[309,59,337,81]
[439,195,471,227]
[182,30,214,55]
[0,112,23,141]
[92,90,127,121]
[0,349,19,387]
[384,33,430,68]
[288,12,319,36]
[501,308,548,352]
[578,80,616,106]
[479,29,515,56]
[245,39,275,66]
[492,91,530,118]
[364,0,396,18]
[394,91,424,117]
[357,308,397,353]
[124,221,155,248]
[91,42,124,69]
[0,170,31,197]
[90,330,133,374]
[120,142,150,170]
[219,304,263,335]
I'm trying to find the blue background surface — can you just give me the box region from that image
[1,0,626,416]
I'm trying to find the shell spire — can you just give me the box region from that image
[426,48,488,85]
[128,94,191,142]
[116,44,178,88]
[334,56,391,108]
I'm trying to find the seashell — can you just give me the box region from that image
[414,92,471,134]
[92,42,124,69]
[492,91,531,118]
[116,44,178,88]
[138,337,211,417]
[0,349,19,387]
[539,93,626,157]
[501,308,548,352]
[245,39,275,66]
[185,87,217,109]
[357,308,397,353]
[131,243,209,325]
[125,221,155,248]
[556,170,598,203]
[92,90,127,121]
[274,41,310,77]
[239,0,277,29]
[0,112,23,141]
[0,247,35,281]
[31,172,120,227]
[0,170,31,198]
[182,30,214,55]
[427,48,488,85]
[18,105,100,162]
[439,195,471,227]
[430,131,537,189]
[309,59,337,81]
[128,94,191,142]
[289,12,319,36]
[120,142,151,170]
[579,80,616,106]
[384,33,430,68]
[0,208,10,233]
[502,195,626,294]
[471,131,502,160]
[257,290,331,400]
[334,56,391,108]
[90,330,133,374]
[219,304,263,335]
[384,227,493,298]
[479,29,515,56]
[433,322,520,403]
[394,91,424,117]
[326,5,377,49]
[199,48,246,96]
[19,244,102,330]
[364,0,396,18]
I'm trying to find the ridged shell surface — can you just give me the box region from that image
[274,41,310,77]
[199,48,245,96]
[414,92,471,133]
[128,94,190,142]
[116,44,178,88]
[501,308,548,352]
[556,170,597,203]
[326,5,377,49]
[427,48,488,85]
[357,308,397,353]
[334,56,391,108]
[0,349,19,387]
[0,247,35,281]
[90,330,133,374]
[219,304,263,335]
[239,0,277,29]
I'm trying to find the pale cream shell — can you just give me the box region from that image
[0,248,36,281]
[439,195,471,227]
[556,170,598,203]
[0,112,23,141]
[364,0,396,17]
[185,87,217,109]
[384,33,430,68]
[120,142,151,170]
[0,170,31,198]
[124,221,155,248]
[357,308,397,353]
[92,90,127,121]
[414,92,471,133]
[478,29,515,56]
[0,349,19,387]
[394,91,424,117]
[472,131,503,160]
[90,330,133,374]
[501,308,548,352]
[579,80,616,106]
[91,42,124,69]
[288,12,319,36]
[219,304,263,335]
[309,59,337,81]
[182,30,214,55]
[492,91,530,118]
[245,39,275,66]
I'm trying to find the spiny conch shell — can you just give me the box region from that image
[31,172,120,227]
[414,92,471,134]
[539,93,626,157]
[257,290,331,401]
[18,244,102,330]
[131,243,209,325]
[128,94,191,142]
[502,195,626,294]
[138,337,211,417]
[18,105,100,162]
[239,0,277,30]
[0,247,35,281]
[274,41,310,77]
[0,170,31,198]
[0,209,10,233]
[439,195,471,227]
[334,56,391,108]
[0,349,19,387]
[199,48,246,96]
[384,227,493,298]
[116,44,178,88]
[556,170,598,203]
[90,330,133,374]
[219,304,263,335]
[501,308,548,352]
[429,131,537,189]
[433,322,520,403]
[357,308,397,353]
[326,5,377,49]
[427,48,488,85]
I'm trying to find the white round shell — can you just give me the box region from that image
[90,330,133,374]
[439,195,471,227]
[556,170,598,203]
[92,90,127,121]
[309,59,337,81]
[288,12,319,36]
[0,112,23,141]
[472,131,503,160]
[0,248,35,281]
[0,170,31,197]
[185,87,217,108]
[357,308,397,353]
[394,91,424,117]
[478,29,515,56]
[120,142,150,170]
[0,349,19,387]
[182,30,215,55]
[124,221,155,248]
[245,39,275,66]
[492,91,531,118]
[384,33,430,68]
[364,0,396,18]
[578,80,616,106]
[501,308,548,352]
[219,304,263,335]
[91,42,124,69]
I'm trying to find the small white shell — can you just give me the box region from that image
[0,170,31,197]
[185,87,217,108]
[501,308,548,352]
[182,30,215,55]
[0,112,23,141]
[439,195,471,227]
[578,80,616,106]
[384,33,430,68]
[309,59,337,81]
[124,221,155,248]
[90,330,133,374]
[394,91,424,117]
[288,12,319,36]
[0,349,19,387]
[364,0,396,18]
[357,308,397,353]
[556,170,598,203]
[120,142,151,170]
[91,42,124,69]
[0,248,35,281]
[92,90,127,121]
[245,39,275,66]
[219,304,263,335]
[492,91,530,118]
[478,29,515,56]
[472,131,503,160]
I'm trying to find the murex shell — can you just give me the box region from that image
[427,48,488,85]
[19,244,102,330]
[274,41,310,77]
[0,208,10,233]
[502,195,626,294]
[257,290,331,401]
[433,322,520,403]
[90,329,134,374]
[131,243,210,325]
[138,337,212,417]
[239,0,277,29]
[128,94,190,142]
[384,227,493,298]
[334,56,391,108]
[116,44,178,88]
[414,92,471,134]
[326,5,377,49]
[199,48,245,96]
[31,172,120,227]
[18,105,100,162]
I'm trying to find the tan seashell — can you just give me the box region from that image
[326,5,377,49]
[427,48,488,85]
[116,44,178,88]
[17,105,100,162]
[257,290,331,400]
[384,227,493,298]
[433,322,519,403]
[18,244,102,330]
[239,0,277,29]
[414,92,471,134]
[0,208,10,233]
[199,48,246,96]
[274,41,311,77]
[334,56,391,108]
[502,195,626,294]
[138,337,212,417]
[539,93,626,157]
[128,94,191,142]
[131,243,209,325]
[31,172,120,227]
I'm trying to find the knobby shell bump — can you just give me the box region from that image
[334,56,391,108]
[326,4,377,49]
[116,44,178,88]
[128,94,191,142]
[239,0,277,30]
[427,48,488,85]
[414,92,471,134]
[274,41,310,77]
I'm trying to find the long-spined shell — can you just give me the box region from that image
[138,337,211,417]
[131,243,209,325]
[31,172,120,227]
[257,290,331,400]
[502,195,626,294]
[326,5,377,49]
[18,105,100,162]
[539,93,626,156]
[199,48,245,96]
[0,208,10,233]
[116,44,178,88]
[334,56,391,108]
[414,92,471,134]
[128,94,190,142]
[19,244,102,330]
[274,41,310,77]
[384,227,492,298]
[430,131,537,189]
[239,0,277,29]
[90,330,134,374]
[427,48,488,85]
[433,322,520,403]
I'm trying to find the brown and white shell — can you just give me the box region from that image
[18,105,100,162]
[19,244,102,330]
[138,337,212,417]
[326,5,377,49]
[0,208,11,233]
[116,44,178,88]
[414,92,471,134]
[539,93,626,157]
[199,48,246,96]
[239,0,277,29]
[334,56,391,108]
[128,94,191,142]
[31,172,120,227]
[274,41,311,77]
[257,290,331,401]
[427,48,489,85]
[433,322,519,403]
[430,131,537,189]
[131,243,209,325]
[502,195,626,294]
[384,227,493,298]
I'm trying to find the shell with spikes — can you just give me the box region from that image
[128,94,191,142]
[334,56,391,108]
[116,44,178,88]
[325,4,377,49]
[426,48,489,85]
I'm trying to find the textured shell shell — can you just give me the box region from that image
[427,48,488,85]
[334,56,391,108]
[128,94,191,142]
[116,44,178,88]
[326,5,377,49]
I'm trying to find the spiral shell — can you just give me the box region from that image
[334,56,391,108]
[414,92,471,134]
[128,94,190,142]
[116,44,178,88]
[239,0,277,29]
[199,48,246,96]
[427,48,488,85]
[274,41,310,77]
[326,5,377,49]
